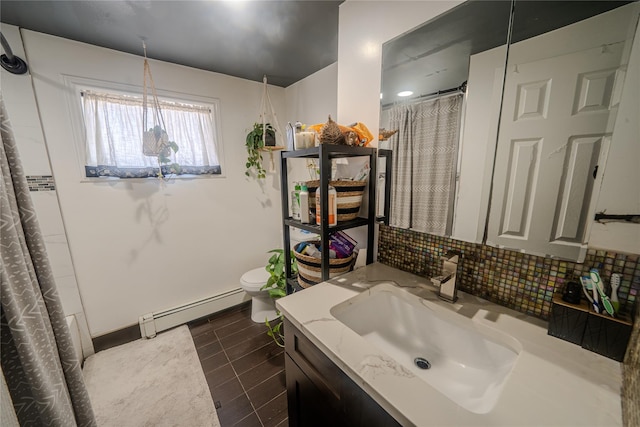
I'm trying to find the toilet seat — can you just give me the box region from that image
[240,267,270,291]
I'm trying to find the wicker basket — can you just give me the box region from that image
[293,241,354,288]
[307,180,366,222]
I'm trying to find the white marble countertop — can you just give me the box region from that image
[276,263,622,426]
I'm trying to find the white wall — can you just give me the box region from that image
[337,1,463,143]
[452,46,507,243]
[18,30,286,336]
[1,24,94,355]
[284,62,338,187]
[285,62,337,127]
[590,13,640,254]
[337,1,462,256]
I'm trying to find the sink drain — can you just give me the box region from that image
[414,357,431,370]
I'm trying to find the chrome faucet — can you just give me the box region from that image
[431,252,460,303]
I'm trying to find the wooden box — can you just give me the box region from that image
[548,294,634,362]
[548,295,589,345]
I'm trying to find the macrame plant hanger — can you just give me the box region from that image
[142,41,171,178]
[258,75,284,172]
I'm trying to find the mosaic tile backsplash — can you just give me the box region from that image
[377,225,639,321]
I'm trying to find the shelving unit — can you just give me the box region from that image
[280,145,386,294]
[377,149,392,224]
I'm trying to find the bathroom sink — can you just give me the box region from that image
[329,283,521,414]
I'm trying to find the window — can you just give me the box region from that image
[80,89,222,178]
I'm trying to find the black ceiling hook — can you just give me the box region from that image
[0,32,28,75]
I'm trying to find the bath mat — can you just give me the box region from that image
[83,325,220,427]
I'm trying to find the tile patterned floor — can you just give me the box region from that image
[189,302,288,427]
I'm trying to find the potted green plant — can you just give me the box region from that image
[143,125,181,178]
[245,122,276,179]
[262,248,297,347]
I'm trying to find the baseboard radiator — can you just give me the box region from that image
[138,288,250,338]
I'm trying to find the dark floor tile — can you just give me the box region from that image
[232,412,262,427]
[225,330,273,361]
[196,339,223,359]
[216,392,255,426]
[246,370,287,410]
[200,351,229,374]
[210,377,245,408]
[189,319,217,337]
[231,341,284,375]
[189,302,250,333]
[238,353,285,391]
[219,323,268,349]
[215,315,258,339]
[191,301,288,427]
[205,362,236,386]
[206,305,252,332]
[193,330,219,348]
[257,391,288,427]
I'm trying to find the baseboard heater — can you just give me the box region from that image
[139,288,250,338]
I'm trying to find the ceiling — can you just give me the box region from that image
[0,0,343,88]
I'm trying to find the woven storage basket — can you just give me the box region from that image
[307,180,366,222]
[294,241,354,288]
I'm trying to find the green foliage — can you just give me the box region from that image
[262,248,297,298]
[265,317,284,348]
[245,122,275,179]
[149,126,181,179]
[261,248,297,347]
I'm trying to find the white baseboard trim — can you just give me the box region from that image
[138,288,250,339]
[65,315,84,364]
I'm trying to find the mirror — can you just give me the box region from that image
[379,0,512,237]
[379,0,639,261]
[487,1,639,261]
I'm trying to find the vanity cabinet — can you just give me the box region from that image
[280,145,390,294]
[285,319,401,427]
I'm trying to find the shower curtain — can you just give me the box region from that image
[388,94,463,235]
[0,97,96,426]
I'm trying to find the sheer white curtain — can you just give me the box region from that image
[389,94,463,235]
[82,91,221,176]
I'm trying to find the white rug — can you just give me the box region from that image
[83,326,220,427]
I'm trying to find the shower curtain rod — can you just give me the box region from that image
[382,81,467,109]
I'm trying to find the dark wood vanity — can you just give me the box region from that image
[284,319,401,427]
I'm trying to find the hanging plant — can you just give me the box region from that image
[245,122,275,179]
[144,125,181,176]
[245,76,283,180]
[142,42,181,179]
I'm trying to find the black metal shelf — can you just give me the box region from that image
[287,277,305,293]
[284,217,370,234]
[280,145,383,295]
[282,145,377,159]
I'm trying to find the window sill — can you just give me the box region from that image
[79,173,227,183]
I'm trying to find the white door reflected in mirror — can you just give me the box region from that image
[487,3,639,262]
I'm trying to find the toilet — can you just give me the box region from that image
[240,267,279,323]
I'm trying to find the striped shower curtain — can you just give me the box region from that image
[388,94,462,235]
[0,96,96,426]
